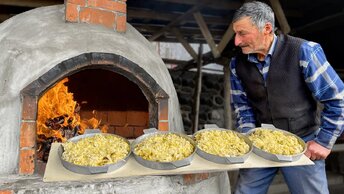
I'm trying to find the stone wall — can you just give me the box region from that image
[170,71,229,134]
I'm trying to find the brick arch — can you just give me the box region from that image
[19,52,169,175]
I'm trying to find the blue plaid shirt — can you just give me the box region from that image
[230,35,344,149]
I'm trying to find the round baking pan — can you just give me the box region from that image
[246,127,306,162]
[131,129,196,170]
[58,132,131,174]
[193,128,252,164]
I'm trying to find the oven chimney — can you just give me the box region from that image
[65,0,127,32]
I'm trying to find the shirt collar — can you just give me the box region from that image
[247,34,278,63]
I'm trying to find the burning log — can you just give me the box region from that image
[36,78,106,162]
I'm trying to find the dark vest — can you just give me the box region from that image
[235,34,319,137]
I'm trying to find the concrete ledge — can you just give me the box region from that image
[0,172,229,194]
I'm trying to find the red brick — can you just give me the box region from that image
[195,172,210,181]
[158,121,169,131]
[116,14,126,32]
[21,95,37,120]
[115,126,134,138]
[183,174,195,185]
[127,111,148,126]
[95,111,108,123]
[108,111,127,126]
[20,121,36,148]
[65,3,79,22]
[66,0,86,6]
[107,125,116,134]
[158,99,168,121]
[133,126,144,137]
[183,173,210,185]
[0,190,14,194]
[80,110,94,119]
[79,7,116,29]
[19,149,35,175]
[88,0,126,13]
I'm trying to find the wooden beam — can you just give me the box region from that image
[148,2,208,41]
[155,0,241,10]
[128,9,176,21]
[171,28,198,61]
[173,51,213,71]
[128,9,230,26]
[193,11,220,58]
[133,23,226,36]
[269,0,290,34]
[0,0,62,8]
[217,23,234,54]
[162,58,189,66]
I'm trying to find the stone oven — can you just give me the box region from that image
[0,1,229,193]
[0,2,184,175]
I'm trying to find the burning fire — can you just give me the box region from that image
[37,78,107,161]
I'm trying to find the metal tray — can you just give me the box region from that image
[193,128,253,164]
[58,132,131,174]
[246,127,306,162]
[131,129,196,170]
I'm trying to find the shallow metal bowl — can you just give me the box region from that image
[246,127,306,162]
[193,128,253,164]
[58,132,131,174]
[131,130,196,170]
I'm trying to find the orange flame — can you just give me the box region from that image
[37,78,106,143]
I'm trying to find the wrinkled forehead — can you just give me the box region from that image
[233,16,254,25]
[233,16,257,31]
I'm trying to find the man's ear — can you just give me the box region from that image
[264,23,273,34]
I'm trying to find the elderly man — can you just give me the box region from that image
[229,1,344,194]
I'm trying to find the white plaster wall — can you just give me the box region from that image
[0,5,184,175]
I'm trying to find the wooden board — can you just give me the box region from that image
[43,143,314,182]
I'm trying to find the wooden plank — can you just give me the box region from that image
[154,0,241,10]
[171,28,198,61]
[148,1,210,41]
[44,143,314,182]
[148,3,208,41]
[133,24,226,37]
[162,58,189,66]
[128,9,229,26]
[193,11,220,58]
[269,0,290,34]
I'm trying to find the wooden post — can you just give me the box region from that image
[217,23,234,54]
[269,0,290,34]
[191,44,203,133]
[223,63,232,129]
[171,28,198,61]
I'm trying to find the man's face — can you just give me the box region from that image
[233,16,267,55]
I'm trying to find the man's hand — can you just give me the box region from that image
[304,140,331,160]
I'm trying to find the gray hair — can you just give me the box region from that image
[232,1,275,31]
